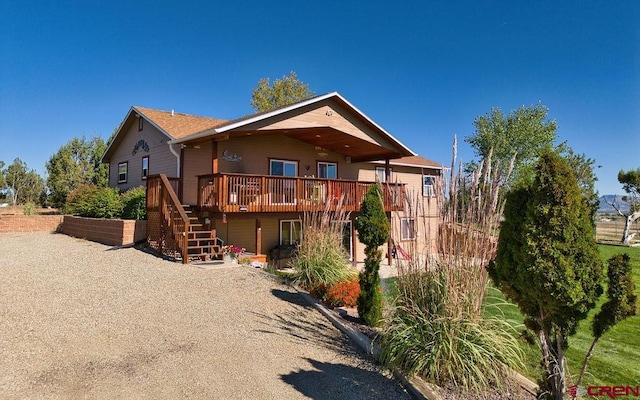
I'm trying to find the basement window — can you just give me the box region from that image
[400,218,416,241]
[280,220,302,245]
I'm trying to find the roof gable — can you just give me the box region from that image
[172,92,416,162]
[101,106,228,162]
[134,106,228,140]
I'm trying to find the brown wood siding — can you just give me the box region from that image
[108,122,177,190]
[261,219,280,257]
[237,99,396,151]
[216,135,345,176]
[182,142,213,204]
[212,217,292,259]
[227,219,257,253]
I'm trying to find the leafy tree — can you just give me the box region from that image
[607,168,640,244]
[488,150,603,399]
[2,158,45,205]
[0,161,6,189]
[559,145,600,223]
[251,71,315,113]
[465,103,557,186]
[355,183,389,327]
[46,135,109,208]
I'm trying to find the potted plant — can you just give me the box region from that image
[222,245,245,263]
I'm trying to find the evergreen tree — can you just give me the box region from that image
[489,150,603,399]
[46,135,108,208]
[355,183,389,327]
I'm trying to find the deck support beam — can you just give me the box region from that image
[256,218,262,256]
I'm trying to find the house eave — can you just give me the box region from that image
[168,92,417,159]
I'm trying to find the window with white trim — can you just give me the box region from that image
[423,175,435,197]
[270,159,297,177]
[376,167,391,182]
[118,162,128,183]
[280,220,302,245]
[142,156,149,179]
[317,162,337,179]
[400,218,416,240]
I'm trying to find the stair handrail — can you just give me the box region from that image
[158,174,190,263]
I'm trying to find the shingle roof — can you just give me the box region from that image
[372,155,443,169]
[134,106,228,140]
[392,155,443,169]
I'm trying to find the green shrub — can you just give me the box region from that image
[355,183,388,327]
[121,186,146,220]
[22,202,36,216]
[89,187,123,218]
[64,185,97,216]
[65,185,122,218]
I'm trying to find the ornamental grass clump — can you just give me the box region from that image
[380,137,524,392]
[292,198,355,291]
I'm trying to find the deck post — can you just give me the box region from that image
[385,159,393,266]
[256,218,262,256]
[211,140,219,174]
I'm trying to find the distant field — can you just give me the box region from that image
[596,217,640,245]
[0,205,59,215]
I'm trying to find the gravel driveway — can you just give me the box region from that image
[0,232,410,399]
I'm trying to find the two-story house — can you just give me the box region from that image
[101,92,442,264]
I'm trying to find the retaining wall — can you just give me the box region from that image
[59,216,147,246]
[0,215,64,233]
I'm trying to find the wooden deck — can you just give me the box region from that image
[197,173,405,213]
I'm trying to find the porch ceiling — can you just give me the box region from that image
[227,127,410,162]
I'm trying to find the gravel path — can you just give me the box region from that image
[0,232,410,400]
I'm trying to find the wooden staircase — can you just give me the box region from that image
[184,206,222,262]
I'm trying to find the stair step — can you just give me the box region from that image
[188,231,215,238]
[188,240,219,246]
[188,245,221,251]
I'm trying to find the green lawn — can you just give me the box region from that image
[384,245,640,387]
[483,244,640,387]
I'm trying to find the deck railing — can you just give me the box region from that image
[197,173,405,213]
[147,174,190,263]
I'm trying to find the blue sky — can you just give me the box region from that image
[1,1,638,194]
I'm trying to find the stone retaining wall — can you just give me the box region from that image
[59,216,147,246]
[0,215,64,233]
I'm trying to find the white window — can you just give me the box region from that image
[400,218,416,240]
[280,220,302,245]
[142,156,149,179]
[317,162,337,179]
[423,176,435,197]
[270,159,298,204]
[270,159,297,177]
[376,167,391,182]
[118,162,128,183]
